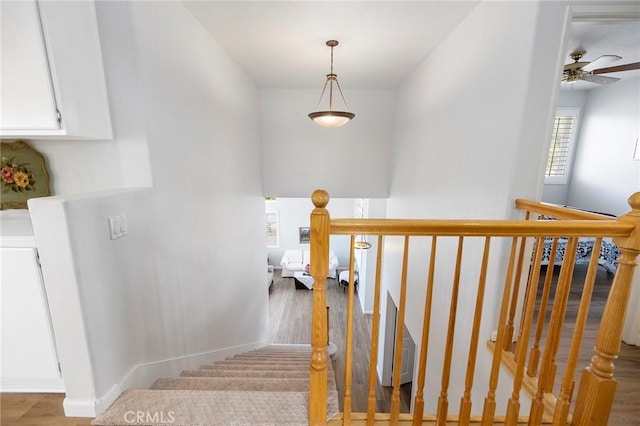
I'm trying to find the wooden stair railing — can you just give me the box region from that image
[308,190,639,425]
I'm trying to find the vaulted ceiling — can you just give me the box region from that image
[183,2,639,91]
[183,1,480,89]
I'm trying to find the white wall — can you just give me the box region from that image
[566,77,640,215]
[261,89,394,198]
[379,0,567,414]
[24,139,124,195]
[356,198,387,314]
[28,1,268,416]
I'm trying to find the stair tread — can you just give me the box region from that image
[151,376,335,391]
[92,389,339,425]
[199,363,310,371]
[217,359,310,364]
[180,369,328,379]
[231,354,312,359]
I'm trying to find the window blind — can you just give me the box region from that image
[546,115,574,177]
[265,211,279,247]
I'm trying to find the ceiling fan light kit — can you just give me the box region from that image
[308,40,355,128]
[562,49,640,85]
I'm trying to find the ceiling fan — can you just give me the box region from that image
[562,50,640,85]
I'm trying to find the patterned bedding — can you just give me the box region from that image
[539,237,620,274]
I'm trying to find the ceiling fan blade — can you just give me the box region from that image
[582,74,620,84]
[582,55,622,72]
[592,62,640,74]
[564,61,590,71]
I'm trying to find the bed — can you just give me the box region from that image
[535,207,620,274]
[539,236,620,274]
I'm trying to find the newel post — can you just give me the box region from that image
[309,189,330,426]
[573,193,640,425]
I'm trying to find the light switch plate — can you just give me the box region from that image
[108,214,127,240]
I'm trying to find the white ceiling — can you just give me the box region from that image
[562,20,640,90]
[183,1,480,89]
[183,1,639,91]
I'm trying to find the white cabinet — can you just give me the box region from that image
[0,1,59,132]
[0,0,112,139]
[1,236,63,392]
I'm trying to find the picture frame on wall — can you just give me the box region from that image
[1,140,51,210]
[299,227,310,244]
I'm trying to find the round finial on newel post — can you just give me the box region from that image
[628,192,640,215]
[312,189,329,209]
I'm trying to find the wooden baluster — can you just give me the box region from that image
[529,237,578,423]
[436,237,464,425]
[527,236,559,377]
[390,236,410,425]
[573,193,640,425]
[553,239,602,425]
[413,237,438,426]
[481,237,518,425]
[459,237,491,424]
[504,218,530,350]
[544,238,578,393]
[309,189,330,426]
[366,236,384,426]
[343,235,357,425]
[505,236,544,424]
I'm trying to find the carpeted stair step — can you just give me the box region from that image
[246,347,311,355]
[212,359,310,366]
[150,376,335,391]
[199,363,310,371]
[92,389,339,425]
[230,353,311,360]
[247,346,311,352]
[180,369,321,379]
[230,352,311,358]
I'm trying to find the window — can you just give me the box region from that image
[545,107,580,184]
[265,199,279,248]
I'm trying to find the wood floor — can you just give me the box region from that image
[1,393,92,425]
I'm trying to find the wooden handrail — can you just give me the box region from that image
[308,190,640,425]
[515,199,616,220]
[330,219,632,237]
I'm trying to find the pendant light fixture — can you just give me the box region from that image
[354,235,372,250]
[308,40,355,128]
[354,198,371,250]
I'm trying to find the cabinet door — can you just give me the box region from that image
[1,247,63,391]
[0,1,60,131]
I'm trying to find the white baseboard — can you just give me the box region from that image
[63,340,269,417]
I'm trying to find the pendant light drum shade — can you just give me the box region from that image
[308,40,355,127]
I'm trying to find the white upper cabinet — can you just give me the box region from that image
[0,0,112,139]
[0,1,59,132]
